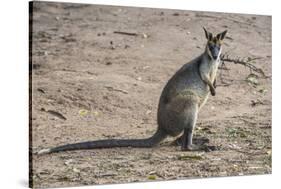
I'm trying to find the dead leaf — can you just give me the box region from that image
[37,88,45,93]
[251,99,264,106]
[105,86,129,94]
[148,175,157,180]
[246,73,259,85]
[145,110,152,115]
[93,111,99,116]
[79,109,88,116]
[178,154,203,160]
[172,12,180,16]
[142,33,148,38]
[73,168,80,173]
[148,171,156,175]
[258,88,268,94]
[47,110,67,120]
[64,159,74,166]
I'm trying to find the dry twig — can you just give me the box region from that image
[113,31,138,36]
[104,86,129,94]
[220,53,270,78]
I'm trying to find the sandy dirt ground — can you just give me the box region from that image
[30,2,272,188]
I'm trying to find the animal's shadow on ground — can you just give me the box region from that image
[170,136,219,152]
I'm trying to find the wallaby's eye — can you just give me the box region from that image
[208,44,215,50]
[208,43,220,51]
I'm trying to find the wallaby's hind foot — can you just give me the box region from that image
[182,144,202,151]
[182,144,218,152]
[173,132,218,152]
[173,136,209,146]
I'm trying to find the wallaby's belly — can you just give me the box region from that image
[157,62,210,136]
[158,92,202,136]
[158,86,209,136]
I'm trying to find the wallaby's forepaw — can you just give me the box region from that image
[213,79,217,89]
[210,89,216,96]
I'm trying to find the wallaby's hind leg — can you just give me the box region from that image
[180,103,200,151]
[182,127,194,150]
[179,104,216,151]
[175,131,218,152]
[182,128,206,151]
[175,110,218,151]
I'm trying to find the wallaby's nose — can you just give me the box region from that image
[213,55,218,59]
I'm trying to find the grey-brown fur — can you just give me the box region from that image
[37,28,227,154]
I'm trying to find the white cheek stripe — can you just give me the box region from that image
[217,48,222,60]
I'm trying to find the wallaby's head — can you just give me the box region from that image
[203,27,227,60]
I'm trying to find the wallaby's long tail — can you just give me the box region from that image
[37,129,167,154]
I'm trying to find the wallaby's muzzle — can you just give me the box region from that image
[209,44,220,60]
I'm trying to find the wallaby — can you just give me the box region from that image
[37,27,227,154]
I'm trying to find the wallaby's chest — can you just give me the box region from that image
[206,60,220,82]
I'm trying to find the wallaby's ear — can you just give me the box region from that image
[216,30,227,41]
[203,27,212,40]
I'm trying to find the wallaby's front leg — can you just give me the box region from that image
[213,78,217,89]
[206,79,216,96]
[200,73,216,96]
